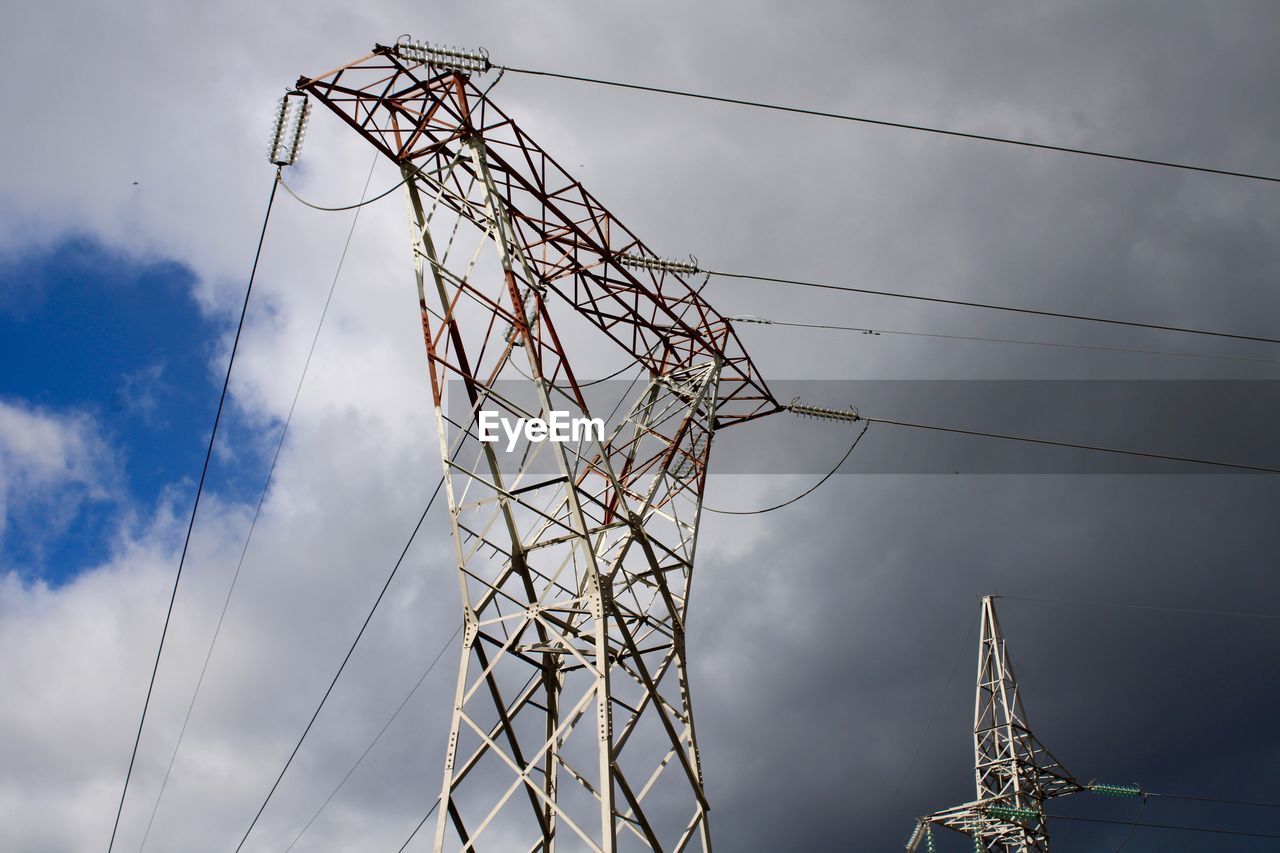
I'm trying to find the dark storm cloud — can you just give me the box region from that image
[527,3,1280,850]
[692,475,1280,851]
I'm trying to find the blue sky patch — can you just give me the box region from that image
[0,237,238,583]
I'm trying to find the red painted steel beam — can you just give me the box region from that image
[298,45,779,427]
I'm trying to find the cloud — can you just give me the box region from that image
[0,400,120,560]
[116,363,169,426]
[0,398,459,851]
[2,1,1280,850]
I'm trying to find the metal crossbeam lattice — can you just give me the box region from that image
[297,40,780,851]
[907,597,1084,852]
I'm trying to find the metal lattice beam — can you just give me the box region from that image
[908,597,1084,852]
[297,44,777,428]
[297,42,780,851]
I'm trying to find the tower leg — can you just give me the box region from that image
[402,151,720,851]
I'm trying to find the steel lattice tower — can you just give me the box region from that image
[296,41,778,852]
[907,596,1083,852]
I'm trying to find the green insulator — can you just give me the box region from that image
[984,804,1038,821]
[925,825,936,853]
[1091,783,1142,798]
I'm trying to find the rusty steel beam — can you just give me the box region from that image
[297,44,778,428]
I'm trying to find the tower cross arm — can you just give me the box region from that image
[297,43,779,427]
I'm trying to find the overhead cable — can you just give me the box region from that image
[1148,792,1280,810]
[1047,813,1280,840]
[233,475,446,852]
[278,171,406,212]
[891,610,982,803]
[730,316,1280,366]
[1109,792,1146,853]
[137,153,381,852]
[714,270,1280,347]
[1003,593,1280,622]
[107,171,282,853]
[501,66,1280,185]
[863,414,1280,474]
[275,157,462,213]
[283,626,461,851]
[787,403,1280,474]
[396,800,442,853]
[703,421,870,515]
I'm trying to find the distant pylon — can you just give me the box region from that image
[906,596,1084,851]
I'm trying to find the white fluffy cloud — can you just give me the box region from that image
[0,401,118,552]
[0,400,459,851]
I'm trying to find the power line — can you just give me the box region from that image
[788,401,1280,473]
[397,800,442,853]
[275,145,488,214]
[1003,594,1280,622]
[284,626,461,851]
[704,421,869,514]
[1148,792,1280,810]
[1109,795,1146,853]
[1047,813,1280,840]
[233,474,446,852]
[278,170,405,211]
[136,154,380,852]
[891,608,981,804]
[391,668,542,852]
[521,57,1279,818]
[712,270,1280,347]
[390,667,534,853]
[862,414,1280,474]
[501,66,1280,185]
[731,316,1280,366]
[578,361,642,387]
[107,171,281,853]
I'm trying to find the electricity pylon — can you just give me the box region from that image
[906,596,1085,852]
[295,39,777,851]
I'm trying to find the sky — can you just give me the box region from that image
[2,1,1280,851]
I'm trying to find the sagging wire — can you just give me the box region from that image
[278,172,407,212]
[276,55,506,215]
[703,419,869,515]
[276,155,477,213]
[579,361,642,387]
[1109,791,1148,853]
